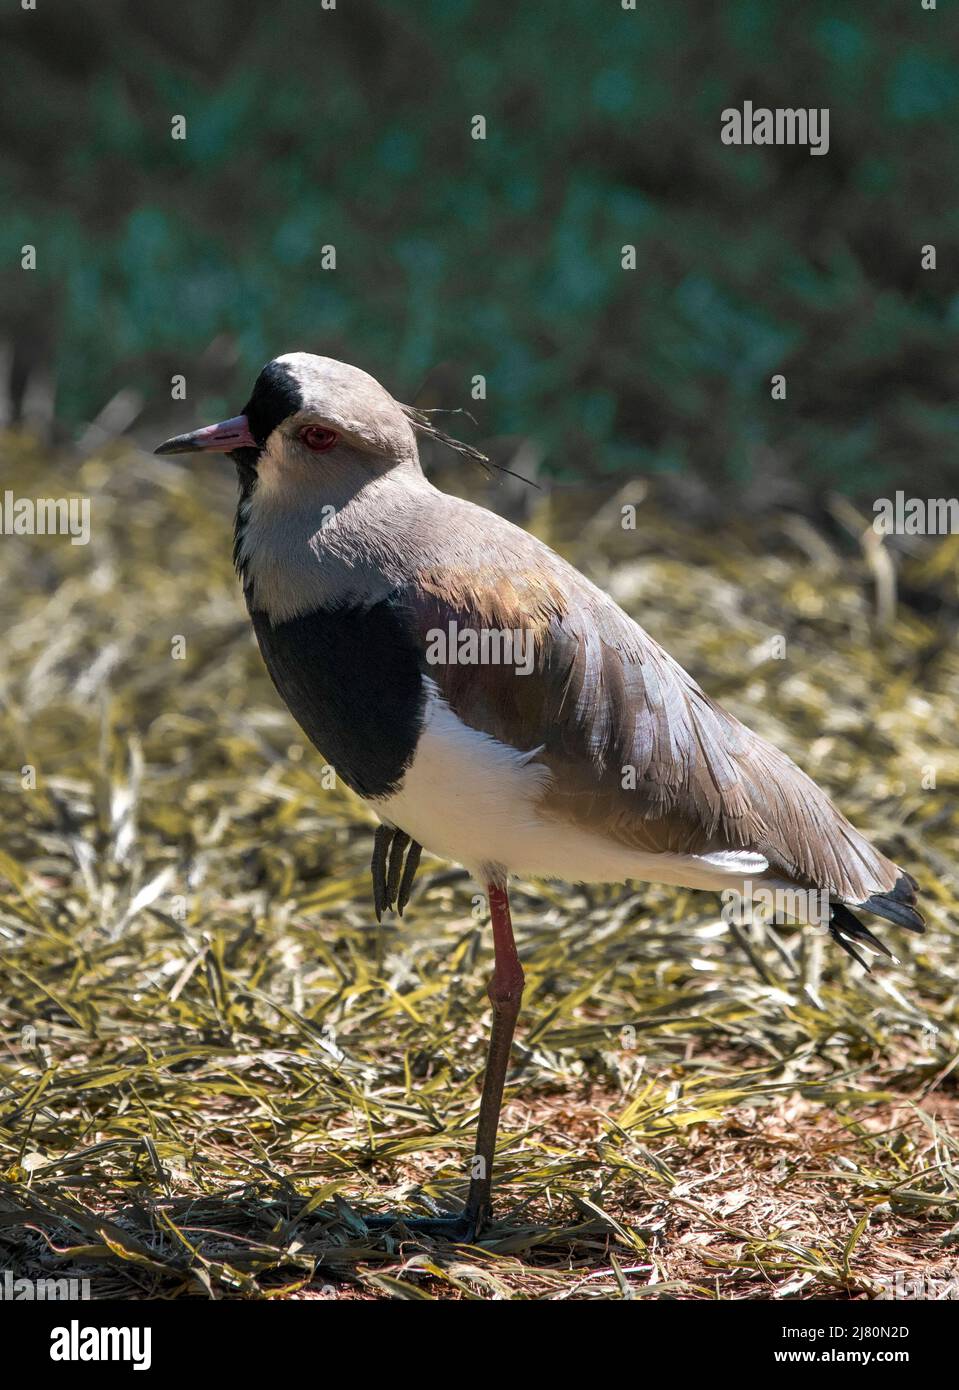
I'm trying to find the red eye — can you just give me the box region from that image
[301,426,338,452]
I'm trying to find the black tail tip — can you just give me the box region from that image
[860,872,925,935]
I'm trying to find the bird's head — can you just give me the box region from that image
[155,353,422,501]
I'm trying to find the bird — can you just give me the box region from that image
[156,352,924,1239]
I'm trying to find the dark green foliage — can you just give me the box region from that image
[3,1,957,492]
[2,0,958,493]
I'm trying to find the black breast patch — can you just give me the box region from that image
[249,599,426,800]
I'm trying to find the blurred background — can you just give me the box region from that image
[2,0,958,501]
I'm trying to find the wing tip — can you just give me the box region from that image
[859,872,925,935]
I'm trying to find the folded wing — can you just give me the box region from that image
[395,547,921,933]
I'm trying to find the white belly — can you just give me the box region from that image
[370,684,769,891]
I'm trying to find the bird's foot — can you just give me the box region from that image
[362,1210,481,1243]
[371,825,422,920]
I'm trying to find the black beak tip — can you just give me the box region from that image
[154,435,194,456]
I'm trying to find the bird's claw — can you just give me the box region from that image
[371,825,422,920]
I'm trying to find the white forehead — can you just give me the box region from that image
[274,352,392,407]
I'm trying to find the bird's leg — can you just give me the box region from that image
[361,872,521,1243]
[463,880,525,1233]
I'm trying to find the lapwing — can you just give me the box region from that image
[156,353,924,1238]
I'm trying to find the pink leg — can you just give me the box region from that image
[464,882,525,1231]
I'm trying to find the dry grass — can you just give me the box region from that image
[0,435,957,1300]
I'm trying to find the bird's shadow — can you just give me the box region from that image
[2,1183,616,1298]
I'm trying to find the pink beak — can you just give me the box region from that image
[154,414,256,456]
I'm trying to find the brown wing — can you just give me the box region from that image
[398,554,913,911]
